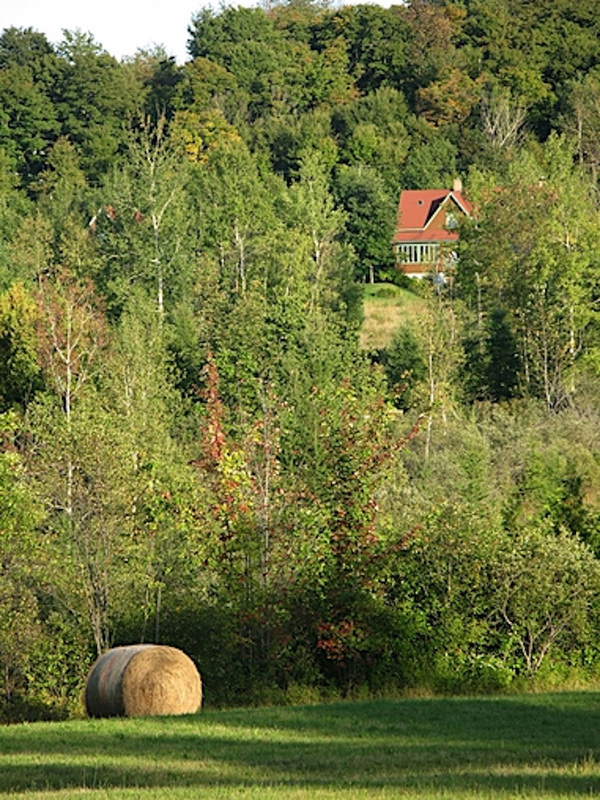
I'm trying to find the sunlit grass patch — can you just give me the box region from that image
[1,694,600,798]
[361,283,426,351]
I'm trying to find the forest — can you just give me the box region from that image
[1,0,600,721]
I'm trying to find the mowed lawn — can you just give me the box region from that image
[1,694,600,799]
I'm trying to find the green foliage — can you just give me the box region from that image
[461,308,521,403]
[0,283,43,410]
[402,129,458,190]
[333,164,396,283]
[94,116,198,320]
[187,6,319,119]
[2,0,600,711]
[331,87,410,190]
[0,61,59,185]
[0,442,45,704]
[492,525,600,676]
[52,31,136,182]
[312,4,410,94]
[377,325,427,410]
[0,150,32,281]
[458,136,600,408]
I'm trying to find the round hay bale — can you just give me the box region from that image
[85,644,202,718]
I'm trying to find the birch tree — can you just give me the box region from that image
[458,138,600,408]
[285,152,350,318]
[95,116,195,320]
[32,272,124,655]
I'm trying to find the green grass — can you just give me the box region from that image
[2,694,600,799]
[361,283,425,351]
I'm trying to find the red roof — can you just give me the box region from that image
[393,188,473,244]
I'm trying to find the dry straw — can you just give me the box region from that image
[85,644,202,718]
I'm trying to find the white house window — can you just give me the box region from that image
[446,211,458,229]
[396,243,440,264]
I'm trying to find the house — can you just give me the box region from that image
[392,179,473,279]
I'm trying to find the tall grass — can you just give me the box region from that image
[360,283,425,351]
[1,693,600,798]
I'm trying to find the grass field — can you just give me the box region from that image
[360,282,426,352]
[2,693,600,799]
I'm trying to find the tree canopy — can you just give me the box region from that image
[1,1,600,719]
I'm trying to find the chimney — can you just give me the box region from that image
[453,177,463,194]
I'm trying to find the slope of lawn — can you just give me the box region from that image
[1,693,600,799]
[360,283,426,351]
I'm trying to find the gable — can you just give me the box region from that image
[393,188,472,244]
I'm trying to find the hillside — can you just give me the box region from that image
[360,283,426,351]
[1,1,600,717]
